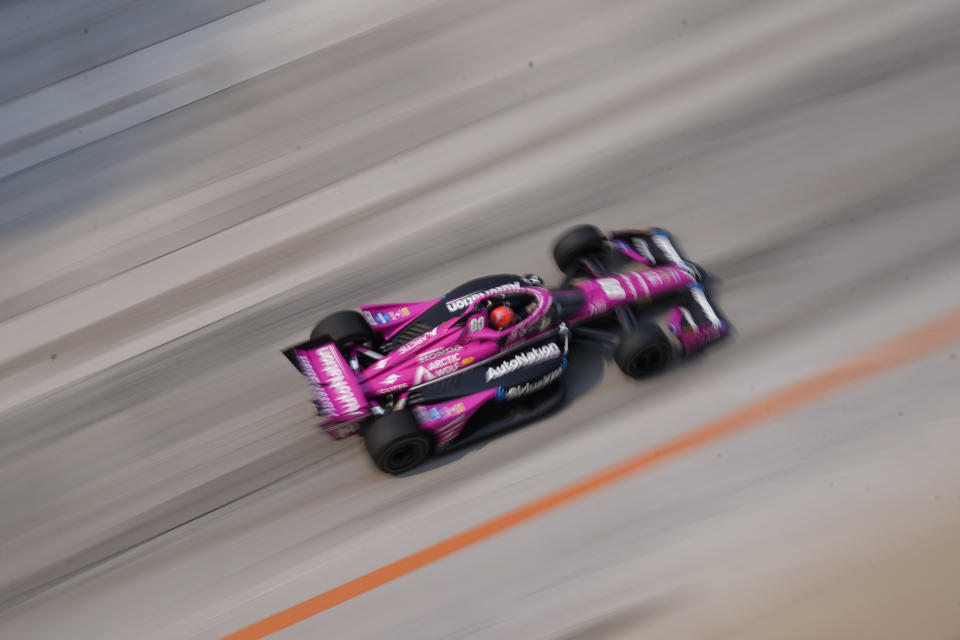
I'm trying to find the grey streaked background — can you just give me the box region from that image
[1,1,960,638]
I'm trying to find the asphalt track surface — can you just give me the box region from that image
[1,1,960,638]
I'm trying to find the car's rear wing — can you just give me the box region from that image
[282,338,370,431]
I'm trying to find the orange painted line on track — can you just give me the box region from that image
[223,307,960,639]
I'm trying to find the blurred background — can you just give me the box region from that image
[1,1,960,638]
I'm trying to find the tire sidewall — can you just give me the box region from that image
[615,323,674,378]
[364,410,432,474]
[553,224,606,273]
[375,435,431,475]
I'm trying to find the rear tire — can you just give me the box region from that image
[310,310,375,349]
[364,410,432,474]
[615,323,674,379]
[553,224,606,274]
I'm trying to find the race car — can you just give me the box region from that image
[283,225,728,474]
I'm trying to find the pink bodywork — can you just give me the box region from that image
[292,343,369,428]
[666,307,727,354]
[293,268,699,441]
[568,265,695,323]
[357,323,496,397]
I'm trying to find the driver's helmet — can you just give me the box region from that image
[489,305,516,330]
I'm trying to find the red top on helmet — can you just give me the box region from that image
[489,305,515,330]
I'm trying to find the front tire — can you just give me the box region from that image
[553,224,606,274]
[615,323,674,378]
[364,410,432,474]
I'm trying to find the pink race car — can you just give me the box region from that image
[283,225,728,474]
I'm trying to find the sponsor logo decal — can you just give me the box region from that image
[499,365,564,401]
[413,366,434,385]
[485,342,561,382]
[461,356,475,366]
[415,401,467,424]
[435,416,468,447]
[445,282,522,313]
[621,273,637,299]
[643,269,663,287]
[627,271,650,298]
[588,300,607,316]
[376,383,408,394]
[380,373,399,384]
[426,353,461,371]
[297,352,320,387]
[315,345,363,414]
[468,315,485,333]
[416,346,456,363]
[298,352,336,416]
[328,422,361,440]
[689,285,722,327]
[411,352,464,380]
[397,327,439,355]
[313,388,335,416]
[631,237,654,262]
[369,307,412,325]
[432,365,459,377]
[597,278,626,300]
[412,358,459,384]
[651,232,683,264]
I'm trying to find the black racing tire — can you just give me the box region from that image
[310,310,375,347]
[364,410,433,475]
[615,322,675,379]
[553,224,606,274]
